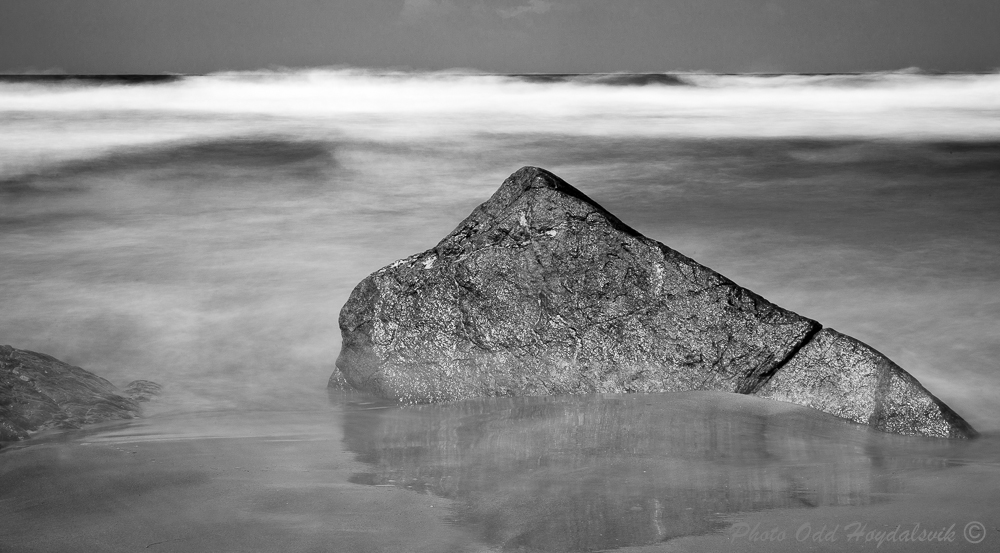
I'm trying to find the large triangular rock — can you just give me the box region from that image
[334,167,976,439]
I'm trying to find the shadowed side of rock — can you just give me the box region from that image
[0,345,144,444]
[756,329,976,439]
[334,166,977,439]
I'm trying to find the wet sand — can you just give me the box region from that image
[0,403,484,553]
[2,391,997,552]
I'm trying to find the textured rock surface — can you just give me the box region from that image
[334,166,976,438]
[0,345,143,443]
[756,329,975,438]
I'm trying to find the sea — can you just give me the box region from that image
[1,69,999,552]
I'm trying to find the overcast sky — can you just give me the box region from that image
[2,0,998,74]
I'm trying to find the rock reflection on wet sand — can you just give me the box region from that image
[0,391,992,553]
[340,391,963,552]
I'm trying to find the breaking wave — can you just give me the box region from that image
[1,68,998,132]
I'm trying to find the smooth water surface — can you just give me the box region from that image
[2,390,999,552]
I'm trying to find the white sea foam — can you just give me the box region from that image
[1,69,999,146]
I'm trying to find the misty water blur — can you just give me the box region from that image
[2,69,998,424]
[2,69,1000,551]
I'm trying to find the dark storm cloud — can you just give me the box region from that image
[0,0,998,73]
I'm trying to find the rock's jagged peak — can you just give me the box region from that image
[442,166,643,244]
[335,167,977,439]
[430,165,714,285]
[483,166,599,212]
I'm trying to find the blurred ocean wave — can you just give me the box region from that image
[1,69,999,151]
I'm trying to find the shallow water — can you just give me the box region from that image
[2,390,999,552]
[2,70,1000,551]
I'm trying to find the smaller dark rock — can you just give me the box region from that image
[123,380,163,402]
[0,345,142,445]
